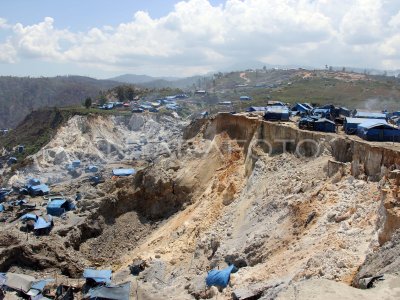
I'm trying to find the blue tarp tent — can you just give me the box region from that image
[264,107,290,121]
[28,184,50,196]
[314,118,336,133]
[0,204,4,212]
[292,103,310,113]
[0,189,11,200]
[357,121,400,142]
[27,178,40,187]
[206,265,237,288]
[85,165,99,173]
[354,111,387,120]
[240,96,251,101]
[47,198,70,216]
[312,108,331,118]
[112,169,136,176]
[72,160,81,168]
[86,282,131,300]
[343,118,387,135]
[246,107,268,112]
[7,157,17,165]
[83,269,112,284]
[20,213,38,221]
[34,216,53,230]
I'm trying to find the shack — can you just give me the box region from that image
[28,184,50,196]
[264,107,290,121]
[344,118,388,135]
[314,118,336,133]
[47,197,75,216]
[357,120,400,142]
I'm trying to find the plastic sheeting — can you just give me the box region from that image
[112,169,136,176]
[85,282,130,300]
[206,265,237,288]
[83,269,112,284]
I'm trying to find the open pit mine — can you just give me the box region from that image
[1,112,400,299]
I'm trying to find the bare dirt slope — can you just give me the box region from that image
[2,113,400,299]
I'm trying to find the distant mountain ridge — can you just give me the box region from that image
[109,74,210,89]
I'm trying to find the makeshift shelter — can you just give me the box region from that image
[72,160,81,168]
[0,204,4,212]
[354,111,387,120]
[112,169,136,177]
[84,282,130,300]
[85,165,99,173]
[47,198,74,216]
[264,107,290,121]
[312,108,331,119]
[206,265,238,289]
[0,189,11,201]
[357,121,400,142]
[314,118,336,133]
[83,269,112,285]
[7,157,17,165]
[246,107,268,112]
[298,116,319,130]
[28,184,50,196]
[291,103,310,113]
[240,96,251,101]
[343,118,388,134]
[33,215,53,235]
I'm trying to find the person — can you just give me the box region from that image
[75,191,82,201]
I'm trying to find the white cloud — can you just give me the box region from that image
[1,0,400,76]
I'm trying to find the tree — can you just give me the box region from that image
[116,86,126,101]
[98,92,107,106]
[84,97,92,109]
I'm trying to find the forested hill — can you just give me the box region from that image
[0,75,120,129]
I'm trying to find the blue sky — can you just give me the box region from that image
[1,0,225,30]
[0,0,400,78]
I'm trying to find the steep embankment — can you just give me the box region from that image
[111,113,400,299]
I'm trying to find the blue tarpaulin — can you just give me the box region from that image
[112,169,136,176]
[28,184,50,196]
[85,165,99,173]
[0,204,4,212]
[86,282,130,300]
[34,216,53,230]
[357,121,400,142]
[47,198,68,216]
[20,213,38,221]
[27,178,40,187]
[83,269,112,284]
[206,265,237,288]
[72,160,81,167]
[264,107,290,121]
[354,111,387,119]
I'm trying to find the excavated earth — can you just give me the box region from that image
[1,112,400,299]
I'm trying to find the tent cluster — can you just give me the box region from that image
[20,178,50,197]
[20,213,54,235]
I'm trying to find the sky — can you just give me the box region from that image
[1,0,400,78]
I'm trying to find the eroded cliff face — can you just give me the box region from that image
[125,113,400,299]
